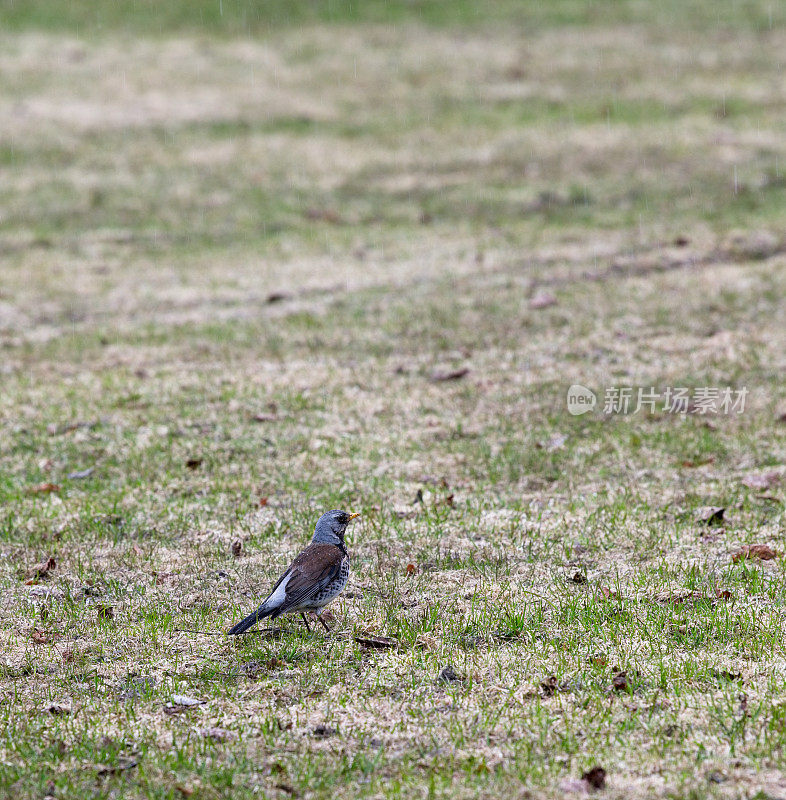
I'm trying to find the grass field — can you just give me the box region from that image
[2,1,786,797]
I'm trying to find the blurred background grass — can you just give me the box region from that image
[1,0,785,33]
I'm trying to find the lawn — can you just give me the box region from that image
[1,1,786,797]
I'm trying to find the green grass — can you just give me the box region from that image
[2,0,786,35]
[2,1,786,798]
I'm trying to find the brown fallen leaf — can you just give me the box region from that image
[231,539,243,558]
[540,675,569,697]
[96,758,138,776]
[444,493,455,507]
[741,471,781,491]
[251,413,278,422]
[26,555,56,580]
[266,292,292,304]
[97,605,114,620]
[185,457,203,470]
[430,367,470,382]
[697,506,725,525]
[597,585,617,599]
[570,571,587,585]
[405,563,417,576]
[354,635,397,650]
[31,630,51,644]
[731,544,780,563]
[529,291,557,310]
[176,785,194,797]
[582,766,607,790]
[304,207,342,224]
[25,483,60,495]
[45,701,71,716]
[654,589,732,606]
[258,496,269,507]
[681,456,715,467]
[712,669,742,682]
[611,671,630,692]
[589,654,608,667]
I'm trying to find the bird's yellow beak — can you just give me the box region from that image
[348,512,361,521]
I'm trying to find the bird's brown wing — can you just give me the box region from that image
[272,542,345,616]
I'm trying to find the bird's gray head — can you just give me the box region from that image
[312,509,359,546]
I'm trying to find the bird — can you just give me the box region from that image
[227,509,359,635]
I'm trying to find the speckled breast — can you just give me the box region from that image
[311,555,350,608]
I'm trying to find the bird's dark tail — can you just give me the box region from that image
[227,604,274,635]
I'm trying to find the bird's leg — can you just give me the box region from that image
[317,614,331,633]
[300,613,312,632]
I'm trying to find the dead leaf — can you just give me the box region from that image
[97,605,114,620]
[176,785,194,797]
[540,675,569,696]
[712,669,742,682]
[582,766,607,790]
[436,665,464,684]
[354,635,397,649]
[570,571,587,585]
[589,654,608,667]
[741,471,781,491]
[611,671,630,692]
[25,483,60,495]
[444,493,455,507]
[654,589,732,606]
[731,544,780,563]
[529,291,557,310]
[31,630,51,644]
[26,555,56,580]
[96,758,138,776]
[231,539,242,558]
[406,563,417,576]
[597,585,617,599]
[697,506,725,525]
[681,456,715,467]
[251,413,278,422]
[185,457,203,470]
[258,496,269,507]
[44,701,71,716]
[304,207,342,224]
[430,367,469,382]
[674,235,690,246]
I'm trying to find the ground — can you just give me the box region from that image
[1,2,786,798]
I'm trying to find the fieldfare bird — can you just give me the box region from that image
[227,509,359,635]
